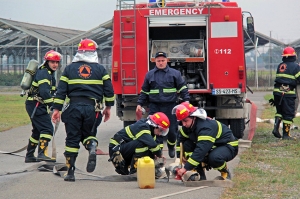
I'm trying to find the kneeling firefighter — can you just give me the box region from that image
[108,112,170,176]
[24,50,61,163]
[173,102,239,181]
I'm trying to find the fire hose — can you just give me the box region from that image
[0,111,59,159]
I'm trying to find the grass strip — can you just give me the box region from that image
[0,94,30,132]
[221,95,300,199]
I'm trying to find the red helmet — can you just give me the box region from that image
[148,112,170,136]
[78,39,98,51]
[172,102,197,121]
[44,50,61,61]
[282,47,296,57]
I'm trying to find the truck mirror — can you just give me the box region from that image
[246,16,255,42]
[246,17,254,34]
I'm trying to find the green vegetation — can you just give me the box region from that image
[0,94,30,132]
[0,74,23,86]
[222,95,300,199]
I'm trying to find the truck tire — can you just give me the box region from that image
[217,119,229,126]
[123,121,135,128]
[229,119,245,139]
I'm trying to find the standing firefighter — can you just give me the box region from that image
[24,50,61,163]
[108,112,169,176]
[51,39,115,182]
[136,52,190,158]
[172,102,238,181]
[271,46,300,140]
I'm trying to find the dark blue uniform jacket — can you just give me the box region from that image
[137,65,189,106]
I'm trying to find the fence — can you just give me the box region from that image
[0,44,281,88]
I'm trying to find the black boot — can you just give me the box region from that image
[64,156,76,182]
[218,164,231,180]
[85,140,97,173]
[37,139,56,162]
[272,116,282,138]
[167,143,175,158]
[282,123,296,140]
[25,139,40,163]
[196,164,207,181]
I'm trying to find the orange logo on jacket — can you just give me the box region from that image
[279,63,287,73]
[78,64,92,79]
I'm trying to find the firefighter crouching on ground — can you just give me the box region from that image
[136,51,190,158]
[173,102,239,181]
[109,112,169,177]
[51,39,115,182]
[25,50,61,163]
[270,46,300,140]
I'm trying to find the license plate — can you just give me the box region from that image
[212,88,241,95]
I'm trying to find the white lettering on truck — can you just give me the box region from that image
[149,8,204,16]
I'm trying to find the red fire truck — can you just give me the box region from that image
[111,0,255,139]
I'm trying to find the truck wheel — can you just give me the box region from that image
[229,119,245,139]
[217,119,229,126]
[123,121,135,128]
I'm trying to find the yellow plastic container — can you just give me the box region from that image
[137,156,155,189]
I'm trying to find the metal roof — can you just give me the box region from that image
[59,19,113,49]
[244,28,286,53]
[0,17,84,48]
[289,39,300,48]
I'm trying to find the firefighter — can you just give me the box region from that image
[108,112,170,176]
[271,46,300,140]
[24,50,61,163]
[173,102,238,180]
[136,51,190,158]
[51,39,115,182]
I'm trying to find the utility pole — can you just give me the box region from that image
[255,37,259,89]
[269,31,272,87]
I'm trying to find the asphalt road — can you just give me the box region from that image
[0,91,269,199]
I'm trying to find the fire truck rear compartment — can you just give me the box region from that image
[149,26,205,40]
[149,26,212,107]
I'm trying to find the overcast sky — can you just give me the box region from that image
[1,0,299,44]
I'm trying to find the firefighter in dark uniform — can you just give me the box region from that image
[109,112,170,175]
[172,102,238,180]
[25,50,61,163]
[51,39,115,182]
[271,46,300,140]
[136,51,190,158]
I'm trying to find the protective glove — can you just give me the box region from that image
[269,98,275,107]
[113,151,125,164]
[109,151,126,168]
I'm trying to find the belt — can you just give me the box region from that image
[27,97,36,101]
[69,97,97,105]
[275,83,295,91]
[27,96,44,104]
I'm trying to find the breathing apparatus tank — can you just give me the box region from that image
[20,59,39,97]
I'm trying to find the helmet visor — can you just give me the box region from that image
[171,105,180,115]
[158,126,169,136]
[172,104,190,121]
